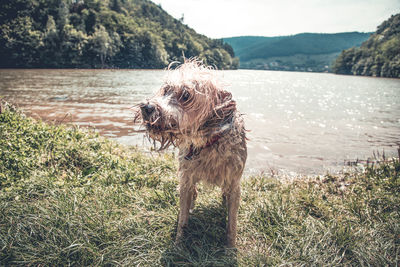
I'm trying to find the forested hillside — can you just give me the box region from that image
[333,13,400,78]
[0,0,238,69]
[224,32,371,72]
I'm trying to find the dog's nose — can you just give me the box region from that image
[140,104,155,119]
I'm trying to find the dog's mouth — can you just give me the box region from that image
[145,122,180,150]
[143,115,178,133]
[132,106,180,150]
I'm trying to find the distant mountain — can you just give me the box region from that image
[333,13,400,78]
[0,0,238,69]
[224,32,371,72]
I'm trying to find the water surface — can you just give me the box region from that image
[1,69,399,175]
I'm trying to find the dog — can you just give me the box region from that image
[133,59,247,247]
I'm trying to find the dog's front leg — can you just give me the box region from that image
[226,186,241,248]
[176,173,195,244]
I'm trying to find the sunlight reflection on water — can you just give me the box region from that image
[1,69,399,175]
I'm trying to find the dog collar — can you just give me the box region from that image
[184,134,223,160]
[184,113,235,161]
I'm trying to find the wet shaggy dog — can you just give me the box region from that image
[133,60,247,247]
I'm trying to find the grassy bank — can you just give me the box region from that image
[1,103,399,266]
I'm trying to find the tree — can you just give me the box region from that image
[62,24,88,67]
[41,15,61,67]
[333,13,400,78]
[90,25,114,67]
[0,16,43,67]
[332,48,356,75]
[0,0,238,69]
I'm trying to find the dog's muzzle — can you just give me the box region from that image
[140,103,155,121]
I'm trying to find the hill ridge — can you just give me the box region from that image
[333,13,400,78]
[0,0,238,69]
[224,32,371,72]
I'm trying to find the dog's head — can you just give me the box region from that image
[133,59,236,149]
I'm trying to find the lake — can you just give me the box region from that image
[1,69,399,175]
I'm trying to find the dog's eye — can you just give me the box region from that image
[181,90,190,102]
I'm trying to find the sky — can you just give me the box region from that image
[150,0,400,38]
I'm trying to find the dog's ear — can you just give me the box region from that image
[215,89,236,117]
[217,90,232,104]
[200,89,236,130]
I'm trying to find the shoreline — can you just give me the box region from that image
[1,98,398,178]
[2,67,400,80]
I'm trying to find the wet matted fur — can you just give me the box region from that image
[133,59,247,247]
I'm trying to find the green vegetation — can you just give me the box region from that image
[238,52,341,72]
[224,32,371,72]
[333,13,400,78]
[0,0,238,69]
[1,103,399,266]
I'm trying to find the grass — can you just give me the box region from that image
[1,102,399,266]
